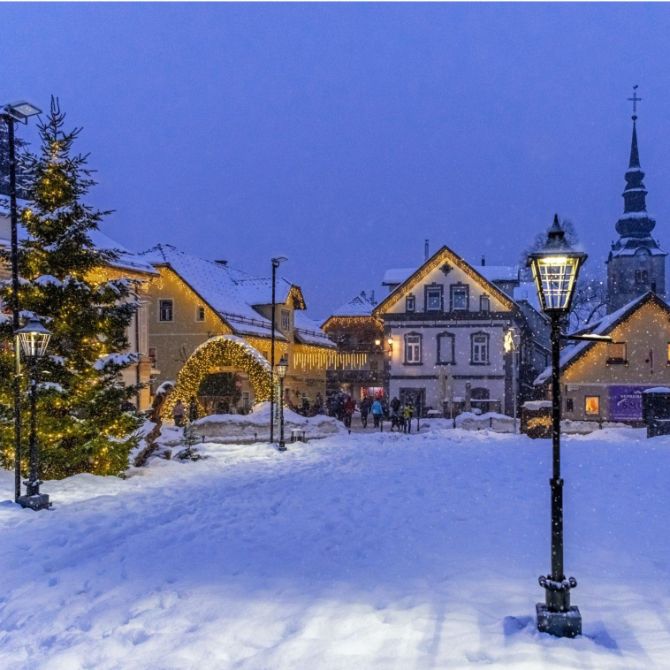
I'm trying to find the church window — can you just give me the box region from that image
[585,396,600,416]
[406,294,416,312]
[450,284,469,311]
[404,333,422,364]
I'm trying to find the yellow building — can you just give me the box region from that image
[140,244,335,413]
[534,292,670,423]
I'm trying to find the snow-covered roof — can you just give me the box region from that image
[329,291,377,318]
[534,292,665,385]
[142,244,283,339]
[476,265,520,283]
[382,268,416,286]
[141,244,330,347]
[0,216,157,275]
[610,235,667,258]
[293,311,336,348]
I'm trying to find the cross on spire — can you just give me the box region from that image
[628,84,642,120]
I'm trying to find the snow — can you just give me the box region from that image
[476,265,520,283]
[643,387,670,394]
[93,352,138,371]
[1,426,670,668]
[328,290,377,318]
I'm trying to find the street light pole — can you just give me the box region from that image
[276,354,288,452]
[528,215,586,638]
[15,316,51,511]
[270,256,287,445]
[2,100,41,502]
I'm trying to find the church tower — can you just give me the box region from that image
[607,87,666,313]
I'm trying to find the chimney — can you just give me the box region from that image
[481,255,486,266]
[424,239,429,261]
[370,289,376,305]
[214,259,228,266]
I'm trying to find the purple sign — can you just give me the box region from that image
[608,386,650,421]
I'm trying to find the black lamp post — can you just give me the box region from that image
[15,317,51,511]
[528,215,586,637]
[270,256,287,444]
[276,354,288,452]
[2,100,42,502]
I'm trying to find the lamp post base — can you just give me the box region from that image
[17,492,50,511]
[536,603,581,638]
[277,441,287,452]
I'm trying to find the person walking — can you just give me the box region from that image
[173,399,185,427]
[343,395,356,432]
[359,396,371,428]
[371,397,384,430]
[403,402,414,433]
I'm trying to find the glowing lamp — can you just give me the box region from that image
[276,354,288,379]
[16,317,51,361]
[528,216,586,314]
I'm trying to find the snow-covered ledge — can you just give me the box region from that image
[190,402,345,443]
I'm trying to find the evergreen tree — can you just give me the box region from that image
[0,98,141,478]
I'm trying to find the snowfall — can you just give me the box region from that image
[1,419,670,670]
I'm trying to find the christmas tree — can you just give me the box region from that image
[0,98,141,478]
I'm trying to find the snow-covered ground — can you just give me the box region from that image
[1,425,670,669]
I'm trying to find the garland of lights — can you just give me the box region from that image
[163,335,273,418]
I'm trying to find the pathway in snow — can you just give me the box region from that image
[1,426,670,669]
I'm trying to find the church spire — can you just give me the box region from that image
[616,85,654,236]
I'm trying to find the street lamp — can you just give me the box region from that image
[276,354,288,452]
[270,255,287,444]
[528,214,586,637]
[15,317,51,511]
[2,100,41,502]
[504,327,519,433]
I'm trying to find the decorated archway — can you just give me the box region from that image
[162,335,272,419]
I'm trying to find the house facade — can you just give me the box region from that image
[535,292,670,423]
[373,246,549,416]
[140,244,335,412]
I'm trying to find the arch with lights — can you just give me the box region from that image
[163,335,273,418]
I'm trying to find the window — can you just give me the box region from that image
[404,333,422,364]
[566,398,574,413]
[585,396,600,416]
[148,347,157,368]
[196,305,205,322]
[159,299,173,322]
[607,342,627,364]
[480,295,490,313]
[425,285,443,312]
[450,284,469,311]
[437,332,455,364]
[667,342,670,364]
[406,294,416,313]
[281,309,290,331]
[471,332,489,365]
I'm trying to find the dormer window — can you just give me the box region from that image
[425,285,443,312]
[406,294,416,313]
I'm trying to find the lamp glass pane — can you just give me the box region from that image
[531,255,580,312]
[18,330,50,359]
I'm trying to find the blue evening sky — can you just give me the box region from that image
[2,3,670,318]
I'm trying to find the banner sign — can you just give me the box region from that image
[608,385,651,422]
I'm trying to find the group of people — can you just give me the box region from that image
[332,393,418,433]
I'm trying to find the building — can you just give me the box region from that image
[140,244,335,412]
[534,292,670,423]
[321,291,385,402]
[607,107,666,312]
[372,245,549,416]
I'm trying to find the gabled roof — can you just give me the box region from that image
[534,292,670,385]
[330,291,377,318]
[234,277,306,309]
[373,245,516,317]
[293,311,335,348]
